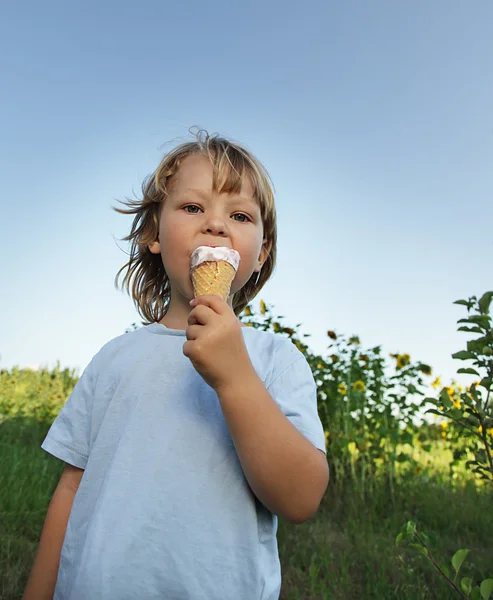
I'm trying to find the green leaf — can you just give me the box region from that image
[395,532,404,545]
[425,408,443,417]
[452,350,476,360]
[424,397,439,404]
[422,444,432,452]
[479,378,492,390]
[457,368,480,375]
[405,521,416,536]
[439,388,453,407]
[478,291,493,315]
[480,579,493,600]
[458,326,484,334]
[410,543,429,557]
[461,577,473,595]
[438,562,451,578]
[471,587,481,600]
[454,299,470,306]
[468,336,489,352]
[396,452,411,463]
[458,315,491,328]
[451,548,470,574]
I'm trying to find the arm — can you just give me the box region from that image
[22,464,84,600]
[217,371,329,525]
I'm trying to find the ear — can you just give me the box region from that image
[148,240,161,255]
[257,238,271,270]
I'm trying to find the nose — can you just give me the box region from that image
[202,214,228,237]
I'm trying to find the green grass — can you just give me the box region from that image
[2,417,492,600]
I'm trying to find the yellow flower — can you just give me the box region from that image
[487,428,493,437]
[439,405,444,410]
[317,363,324,370]
[338,383,347,396]
[453,399,461,409]
[331,355,339,363]
[431,376,442,390]
[441,421,448,429]
[272,322,280,332]
[347,441,358,455]
[327,330,337,340]
[349,336,360,345]
[478,425,483,433]
[353,380,365,393]
[441,431,447,439]
[396,354,411,369]
[260,300,267,315]
[324,431,330,450]
[446,387,455,399]
[246,322,253,327]
[243,305,252,317]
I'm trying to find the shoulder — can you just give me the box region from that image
[86,326,151,375]
[242,327,308,383]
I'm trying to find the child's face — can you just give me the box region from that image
[149,154,268,306]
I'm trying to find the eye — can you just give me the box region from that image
[183,205,201,214]
[232,213,250,223]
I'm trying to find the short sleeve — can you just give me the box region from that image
[41,356,97,469]
[267,341,326,454]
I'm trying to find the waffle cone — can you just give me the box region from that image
[191,260,236,300]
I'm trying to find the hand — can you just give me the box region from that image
[183,295,254,392]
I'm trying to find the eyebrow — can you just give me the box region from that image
[185,188,259,207]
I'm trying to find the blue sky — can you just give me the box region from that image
[1,1,492,402]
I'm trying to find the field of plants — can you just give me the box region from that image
[1,292,492,599]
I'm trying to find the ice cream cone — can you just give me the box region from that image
[190,247,240,300]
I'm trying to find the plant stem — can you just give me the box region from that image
[481,429,493,480]
[483,363,492,413]
[413,530,469,599]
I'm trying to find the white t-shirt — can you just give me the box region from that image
[42,323,326,600]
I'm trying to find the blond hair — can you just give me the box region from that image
[113,130,277,324]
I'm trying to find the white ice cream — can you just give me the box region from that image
[190,246,241,271]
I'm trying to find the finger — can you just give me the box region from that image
[185,324,202,341]
[189,295,228,315]
[187,304,215,327]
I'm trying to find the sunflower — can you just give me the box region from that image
[352,380,365,393]
[431,376,442,390]
[396,354,411,369]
